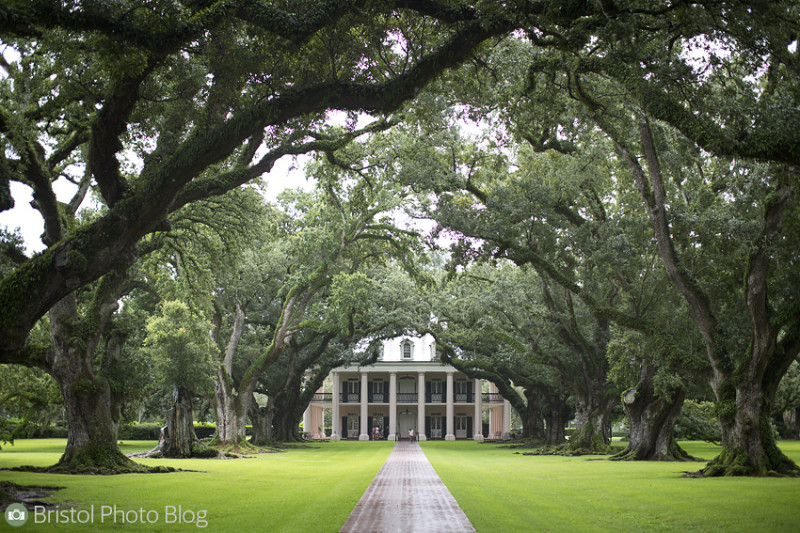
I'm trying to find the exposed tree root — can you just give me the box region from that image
[498,437,546,449]
[514,442,622,456]
[697,446,800,477]
[212,440,282,456]
[129,440,219,459]
[610,440,698,462]
[3,464,177,475]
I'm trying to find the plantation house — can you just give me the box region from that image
[303,335,512,441]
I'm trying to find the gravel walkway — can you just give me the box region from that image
[340,440,476,533]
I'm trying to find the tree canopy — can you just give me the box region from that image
[1,0,799,477]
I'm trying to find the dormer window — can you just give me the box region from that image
[401,340,414,360]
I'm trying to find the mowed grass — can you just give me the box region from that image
[0,439,393,532]
[421,440,800,533]
[4,439,800,533]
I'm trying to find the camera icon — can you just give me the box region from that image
[5,503,29,527]
[8,508,27,520]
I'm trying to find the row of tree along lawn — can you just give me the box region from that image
[1,1,799,476]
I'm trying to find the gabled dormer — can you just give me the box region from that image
[400,339,414,360]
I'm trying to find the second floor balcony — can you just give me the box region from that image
[309,391,507,405]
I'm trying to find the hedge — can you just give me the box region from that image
[2,421,250,441]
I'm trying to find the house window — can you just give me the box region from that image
[401,340,413,360]
[456,415,468,438]
[430,416,442,438]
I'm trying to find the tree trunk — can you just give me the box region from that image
[519,389,545,440]
[704,381,797,476]
[568,392,615,452]
[269,396,304,442]
[211,369,249,446]
[54,365,137,471]
[543,391,570,445]
[48,295,140,472]
[210,304,249,446]
[614,365,690,461]
[544,408,568,445]
[248,401,273,446]
[783,408,799,440]
[161,387,196,458]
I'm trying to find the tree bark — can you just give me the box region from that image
[269,394,304,442]
[54,364,134,470]
[48,289,141,472]
[783,408,799,440]
[613,365,690,461]
[248,401,273,446]
[543,388,571,445]
[568,389,616,452]
[161,387,196,458]
[210,304,249,446]
[704,380,796,476]
[544,407,568,445]
[518,388,545,440]
[212,369,249,446]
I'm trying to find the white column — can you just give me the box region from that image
[331,371,340,440]
[388,372,397,440]
[417,372,426,441]
[473,378,483,441]
[503,398,512,439]
[317,407,327,439]
[302,406,311,438]
[445,370,455,440]
[359,371,370,440]
[487,382,498,439]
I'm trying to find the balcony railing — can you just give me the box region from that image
[482,393,504,404]
[328,391,489,404]
[340,393,361,403]
[310,393,332,402]
[426,393,474,403]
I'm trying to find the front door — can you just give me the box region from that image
[398,412,415,440]
[347,415,359,438]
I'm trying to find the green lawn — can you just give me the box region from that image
[421,440,800,533]
[3,439,800,532]
[0,439,393,532]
